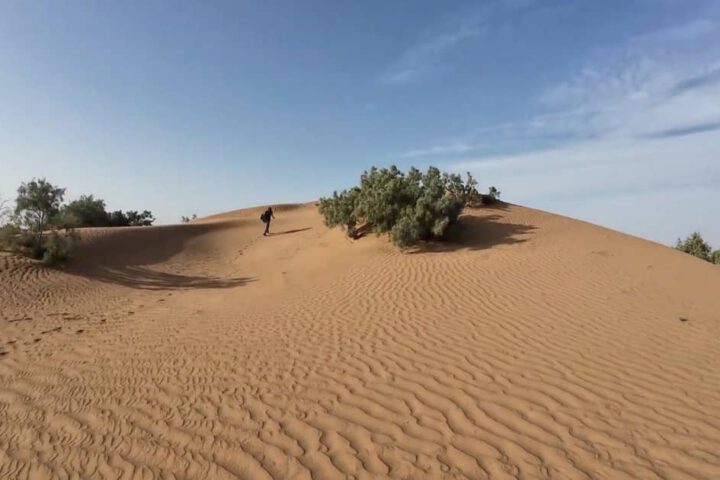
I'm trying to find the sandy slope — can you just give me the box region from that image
[1,203,719,479]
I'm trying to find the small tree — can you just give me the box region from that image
[126,210,155,226]
[108,210,129,227]
[181,214,197,224]
[15,179,66,257]
[488,186,501,200]
[60,194,109,227]
[108,210,155,227]
[675,232,712,261]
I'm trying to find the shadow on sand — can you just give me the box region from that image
[408,205,537,254]
[79,267,255,291]
[65,221,255,291]
[269,228,312,236]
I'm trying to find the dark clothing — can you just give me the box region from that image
[262,208,274,236]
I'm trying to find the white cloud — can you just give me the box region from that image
[378,25,482,86]
[377,0,534,86]
[445,16,720,245]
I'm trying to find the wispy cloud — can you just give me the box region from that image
[377,1,534,86]
[439,14,720,244]
[378,25,482,86]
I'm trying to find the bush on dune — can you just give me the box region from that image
[60,196,156,228]
[318,165,487,248]
[1,179,156,264]
[675,232,712,262]
[59,194,110,228]
[712,250,720,265]
[675,232,720,265]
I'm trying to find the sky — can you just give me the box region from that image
[1,0,719,245]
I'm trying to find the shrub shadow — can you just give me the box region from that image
[408,210,536,254]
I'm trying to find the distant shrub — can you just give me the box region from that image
[675,232,712,261]
[125,210,155,226]
[60,195,110,228]
[181,214,197,223]
[712,250,720,265]
[108,209,155,227]
[319,165,482,248]
[108,210,129,227]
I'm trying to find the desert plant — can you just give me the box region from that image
[59,194,110,227]
[319,165,472,248]
[488,186,501,200]
[108,210,130,227]
[318,187,361,237]
[675,232,712,261]
[107,209,155,227]
[14,178,66,255]
[42,229,79,264]
[712,250,720,265]
[444,171,481,206]
[125,210,155,226]
[181,214,197,223]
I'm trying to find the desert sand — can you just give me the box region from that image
[1,202,719,479]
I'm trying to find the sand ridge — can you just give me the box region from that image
[1,203,719,479]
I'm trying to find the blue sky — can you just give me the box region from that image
[1,0,719,245]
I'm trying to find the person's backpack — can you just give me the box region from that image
[260,211,269,223]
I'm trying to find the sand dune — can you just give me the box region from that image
[1,203,719,479]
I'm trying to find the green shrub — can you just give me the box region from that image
[41,230,79,265]
[60,194,110,227]
[318,187,361,237]
[319,165,477,248]
[712,250,720,265]
[125,210,155,226]
[675,232,712,261]
[14,178,65,253]
[108,209,155,227]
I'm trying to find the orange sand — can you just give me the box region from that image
[1,203,719,479]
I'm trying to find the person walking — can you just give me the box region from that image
[261,207,275,236]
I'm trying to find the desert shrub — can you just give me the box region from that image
[318,187,361,237]
[108,209,155,227]
[444,171,482,206]
[319,165,476,248]
[125,210,155,226]
[675,232,712,261]
[712,250,720,265]
[60,195,110,227]
[181,214,197,223]
[41,229,79,264]
[108,210,130,227]
[14,178,66,253]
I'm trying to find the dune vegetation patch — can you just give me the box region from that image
[318,165,500,248]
